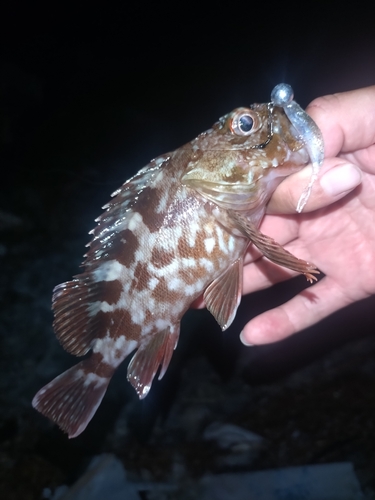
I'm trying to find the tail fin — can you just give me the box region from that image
[32,359,112,438]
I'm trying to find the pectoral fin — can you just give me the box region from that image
[204,257,243,331]
[228,210,319,282]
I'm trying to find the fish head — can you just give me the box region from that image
[181,98,314,214]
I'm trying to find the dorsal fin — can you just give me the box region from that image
[84,158,168,271]
[52,157,171,356]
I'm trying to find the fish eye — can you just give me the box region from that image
[239,115,253,132]
[230,109,261,136]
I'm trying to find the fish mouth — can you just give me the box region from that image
[284,144,310,166]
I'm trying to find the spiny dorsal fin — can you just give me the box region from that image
[52,157,172,357]
[85,158,168,270]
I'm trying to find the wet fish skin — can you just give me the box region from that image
[32,86,321,437]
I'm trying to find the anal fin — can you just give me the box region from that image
[127,326,179,399]
[32,359,112,438]
[228,210,319,282]
[204,258,243,331]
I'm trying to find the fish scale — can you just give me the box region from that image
[33,84,323,437]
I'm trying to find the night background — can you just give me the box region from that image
[1,3,375,499]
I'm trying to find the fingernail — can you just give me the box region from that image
[320,163,362,197]
[240,330,253,346]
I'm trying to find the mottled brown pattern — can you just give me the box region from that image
[224,166,248,183]
[89,354,116,378]
[116,229,139,267]
[131,261,152,292]
[189,148,203,162]
[144,309,155,324]
[177,231,190,258]
[97,279,123,305]
[134,186,168,232]
[151,247,175,268]
[151,276,168,300]
[92,310,116,338]
[117,309,142,340]
[189,228,211,259]
[94,309,141,341]
[180,266,207,286]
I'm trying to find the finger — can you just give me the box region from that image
[267,159,362,214]
[307,86,375,158]
[239,277,350,345]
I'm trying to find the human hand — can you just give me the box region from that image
[240,85,375,346]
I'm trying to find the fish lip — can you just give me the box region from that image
[285,145,310,165]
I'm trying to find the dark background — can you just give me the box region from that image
[1,3,375,499]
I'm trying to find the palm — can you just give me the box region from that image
[301,177,375,300]
[241,173,375,343]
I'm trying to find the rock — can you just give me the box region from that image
[51,454,140,500]
[199,462,364,500]
[203,422,264,468]
[203,422,264,452]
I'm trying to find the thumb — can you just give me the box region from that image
[267,159,362,214]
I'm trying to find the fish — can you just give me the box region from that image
[32,84,324,438]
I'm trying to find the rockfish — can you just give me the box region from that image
[33,84,324,437]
